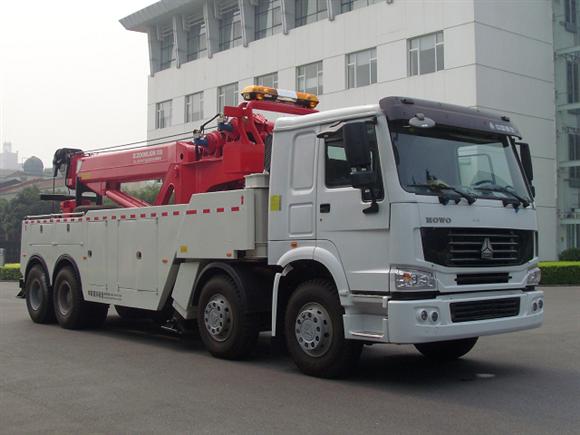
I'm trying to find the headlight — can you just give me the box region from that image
[526,267,541,286]
[392,267,436,291]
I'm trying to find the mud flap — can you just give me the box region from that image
[16,279,25,298]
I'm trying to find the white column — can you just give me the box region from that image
[281,0,295,35]
[204,0,220,58]
[147,27,160,76]
[173,15,187,68]
[328,0,340,21]
[240,0,256,47]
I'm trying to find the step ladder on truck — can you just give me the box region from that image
[20,86,544,378]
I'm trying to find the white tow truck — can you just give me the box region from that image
[20,90,544,378]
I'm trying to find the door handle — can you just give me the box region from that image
[320,203,331,213]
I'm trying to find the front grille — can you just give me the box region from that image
[456,273,510,285]
[421,227,534,267]
[450,297,520,323]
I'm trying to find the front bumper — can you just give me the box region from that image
[343,289,544,344]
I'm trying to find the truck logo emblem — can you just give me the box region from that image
[481,237,494,260]
[426,217,452,224]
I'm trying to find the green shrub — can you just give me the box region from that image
[559,248,580,261]
[539,261,580,285]
[0,266,21,281]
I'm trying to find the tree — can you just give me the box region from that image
[0,186,53,242]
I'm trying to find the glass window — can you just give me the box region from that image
[567,60,579,104]
[569,134,580,187]
[324,121,384,200]
[219,6,242,51]
[185,92,204,123]
[255,0,282,40]
[567,224,580,248]
[346,48,377,88]
[160,33,173,71]
[295,0,327,27]
[217,82,239,112]
[340,0,381,13]
[155,100,172,129]
[565,0,577,26]
[186,21,207,62]
[255,72,278,88]
[296,61,323,95]
[408,32,444,76]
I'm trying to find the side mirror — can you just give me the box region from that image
[343,122,372,168]
[342,122,379,214]
[516,142,534,182]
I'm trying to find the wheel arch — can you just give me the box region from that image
[25,255,50,283]
[272,247,348,336]
[191,261,274,314]
[52,255,82,288]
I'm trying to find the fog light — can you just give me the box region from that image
[538,299,544,309]
[532,302,538,312]
[420,310,428,321]
[431,311,439,322]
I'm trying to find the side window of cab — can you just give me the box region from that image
[324,122,384,201]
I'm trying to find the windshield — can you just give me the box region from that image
[390,124,532,203]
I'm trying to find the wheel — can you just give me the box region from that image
[414,337,478,361]
[197,274,259,360]
[25,265,56,324]
[284,279,363,378]
[115,305,150,320]
[53,266,108,329]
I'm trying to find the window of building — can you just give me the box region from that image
[159,30,174,71]
[156,100,172,129]
[186,20,207,62]
[255,72,278,88]
[217,82,239,112]
[565,0,577,31]
[219,5,242,51]
[567,224,580,248]
[185,92,204,123]
[340,0,381,13]
[346,48,377,88]
[569,134,580,188]
[567,60,579,104]
[255,0,282,40]
[324,121,384,200]
[408,32,444,76]
[296,61,323,95]
[295,0,327,27]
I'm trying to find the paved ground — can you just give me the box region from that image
[1,282,579,434]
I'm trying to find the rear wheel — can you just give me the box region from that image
[414,337,478,361]
[53,266,108,329]
[285,279,363,378]
[197,275,259,360]
[25,265,55,324]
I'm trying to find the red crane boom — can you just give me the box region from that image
[51,89,318,213]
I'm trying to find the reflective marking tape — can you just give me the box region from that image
[173,211,180,216]
[162,212,168,217]
[217,208,224,213]
[140,213,146,218]
[203,209,210,214]
[186,210,197,215]
[231,206,240,212]
[130,214,136,219]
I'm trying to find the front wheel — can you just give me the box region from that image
[285,279,363,378]
[414,337,478,361]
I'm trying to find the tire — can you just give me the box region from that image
[53,266,107,330]
[25,264,56,324]
[414,337,478,361]
[115,305,150,320]
[284,279,363,378]
[197,274,259,360]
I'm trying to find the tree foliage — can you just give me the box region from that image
[0,186,53,242]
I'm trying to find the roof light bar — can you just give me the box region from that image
[241,85,319,109]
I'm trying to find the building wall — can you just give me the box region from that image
[473,0,557,260]
[130,0,558,259]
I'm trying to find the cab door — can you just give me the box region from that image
[316,119,390,292]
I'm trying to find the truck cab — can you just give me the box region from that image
[268,96,543,375]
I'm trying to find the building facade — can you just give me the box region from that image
[554,0,580,251]
[0,142,19,171]
[122,0,558,259]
